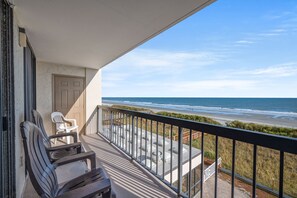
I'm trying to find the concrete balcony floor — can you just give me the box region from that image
[81,134,176,198]
[23,133,249,198]
[23,134,176,198]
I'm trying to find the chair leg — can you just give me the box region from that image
[66,131,70,144]
[54,132,57,144]
[54,131,63,144]
[102,188,111,198]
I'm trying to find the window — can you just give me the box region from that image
[24,38,36,121]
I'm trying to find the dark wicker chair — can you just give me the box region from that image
[32,110,83,161]
[20,121,111,198]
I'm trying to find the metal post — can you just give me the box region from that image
[145,119,148,167]
[140,118,143,162]
[178,127,183,196]
[231,140,236,198]
[156,122,159,174]
[97,106,99,133]
[162,123,165,180]
[215,135,218,198]
[131,115,135,159]
[136,117,139,160]
[170,125,173,185]
[188,129,193,198]
[110,111,113,142]
[279,151,284,198]
[252,144,257,198]
[150,120,153,170]
[200,132,204,198]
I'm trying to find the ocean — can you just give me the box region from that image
[103,98,297,122]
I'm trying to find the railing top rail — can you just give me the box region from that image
[98,105,297,154]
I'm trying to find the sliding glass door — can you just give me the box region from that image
[0,0,15,197]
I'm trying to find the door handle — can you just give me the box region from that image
[2,116,8,131]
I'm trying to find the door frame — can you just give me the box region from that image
[0,0,15,197]
[23,34,36,122]
[52,74,86,134]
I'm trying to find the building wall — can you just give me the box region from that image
[36,61,102,135]
[85,69,102,134]
[13,13,25,198]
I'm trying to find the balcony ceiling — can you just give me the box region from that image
[14,0,215,69]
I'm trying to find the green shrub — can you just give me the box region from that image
[156,111,221,125]
[226,120,297,138]
[111,105,153,113]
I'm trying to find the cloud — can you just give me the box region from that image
[264,11,294,20]
[250,63,297,77]
[234,62,297,78]
[271,28,286,33]
[258,33,281,37]
[103,48,225,80]
[112,49,223,69]
[235,40,255,44]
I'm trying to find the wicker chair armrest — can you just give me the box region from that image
[57,178,111,198]
[53,151,96,169]
[47,142,81,152]
[49,132,78,142]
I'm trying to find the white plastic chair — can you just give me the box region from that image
[51,112,79,144]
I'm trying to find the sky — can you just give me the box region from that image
[102,0,297,97]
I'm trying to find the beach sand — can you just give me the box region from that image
[104,102,297,129]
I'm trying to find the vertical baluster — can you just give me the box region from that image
[178,127,183,196]
[162,123,165,180]
[129,115,131,154]
[252,144,257,198]
[121,113,123,148]
[120,113,123,148]
[110,111,113,142]
[114,111,116,143]
[200,132,204,198]
[188,129,192,198]
[156,121,159,174]
[117,112,120,146]
[215,135,218,198]
[145,119,148,167]
[140,118,143,164]
[150,120,153,170]
[194,167,196,195]
[131,115,135,158]
[116,112,119,146]
[114,112,117,144]
[125,114,128,152]
[170,125,173,185]
[136,117,139,160]
[231,140,236,198]
[97,106,99,134]
[102,109,105,136]
[279,151,284,198]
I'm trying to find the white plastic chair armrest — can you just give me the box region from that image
[64,118,77,126]
[65,125,79,133]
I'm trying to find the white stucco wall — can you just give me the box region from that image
[86,69,102,134]
[13,13,25,198]
[36,61,102,135]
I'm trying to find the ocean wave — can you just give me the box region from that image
[103,100,297,118]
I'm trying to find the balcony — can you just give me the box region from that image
[93,105,296,198]
[23,105,297,198]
